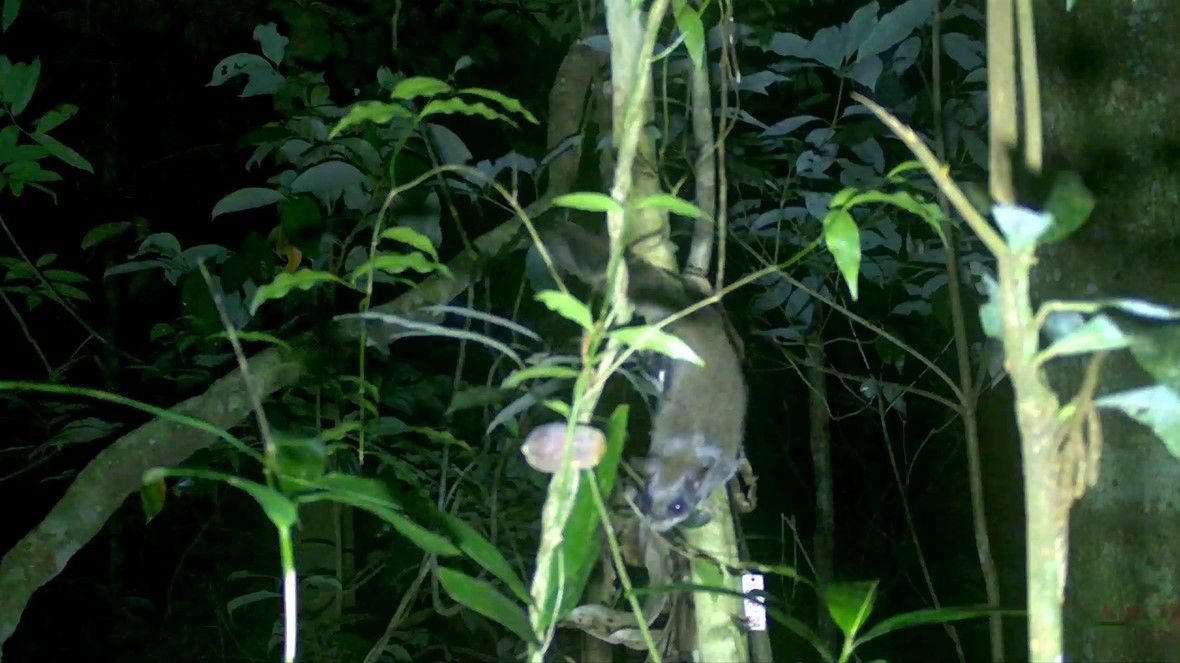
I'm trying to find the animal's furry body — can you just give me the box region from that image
[539,222,747,531]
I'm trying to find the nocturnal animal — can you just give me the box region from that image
[538,221,748,531]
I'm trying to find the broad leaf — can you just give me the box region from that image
[823,209,861,301]
[250,269,347,313]
[437,567,536,644]
[211,187,286,220]
[1096,385,1180,458]
[390,76,451,101]
[536,290,594,330]
[611,326,703,364]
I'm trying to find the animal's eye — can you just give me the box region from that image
[669,499,687,515]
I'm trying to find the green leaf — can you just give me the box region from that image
[49,282,89,302]
[611,325,703,365]
[423,305,540,342]
[437,567,536,644]
[843,189,943,242]
[29,132,93,173]
[823,209,861,301]
[249,269,347,314]
[1096,385,1180,458]
[501,365,580,389]
[226,590,280,618]
[458,87,539,124]
[419,98,517,127]
[824,580,878,639]
[290,160,366,199]
[858,0,935,59]
[390,76,452,101]
[635,193,704,218]
[1039,171,1095,244]
[884,159,925,182]
[856,606,1013,647]
[348,253,443,283]
[1037,314,1128,364]
[2,0,20,32]
[211,187,286,220]
[273,436,327,483]
[301,474,461,557]
[1126,321,1180,392]
[139,479,166,522]
[42,269,88,284]
[1096,298,1180,322]
[253,22,288,65]
[344,311,522,366]
[81,221,132,250]
[672,2,706,69]
[830,186,858,209]
[329,100,413,138]
[766,606,833,663]
[552,192,623,214]
[5,58,38,117]
[143,467,298,529]
[556,406,628,616]
[0,143,48,164]
[380,226,439,261]
[34,104,78,133]
[535,289,594,330]
[440,514,531,604]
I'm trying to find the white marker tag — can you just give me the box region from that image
[741,572,767,632]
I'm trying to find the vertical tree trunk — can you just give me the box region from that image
[1034,3,1180,660]
[806,338,836,650]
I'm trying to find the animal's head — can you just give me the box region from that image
[635,454,717,531]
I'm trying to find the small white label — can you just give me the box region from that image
[741,572,767,632]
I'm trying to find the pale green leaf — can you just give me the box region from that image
[419,98,517,127]
[535,289,594,330]
[329,100,412,138]
[501,365,580,389]
[380,226,439,260]
[458,87,539,124]
[611,325,703,365]
[636,193,704,218]
[250,269,347,314]
[1037,314,1128,364]
[824,580,878,639]
[823,209,861,301]
[390,76,452,100]
[552,192,623,214]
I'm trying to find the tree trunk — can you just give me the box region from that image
[1035,3,1180,660]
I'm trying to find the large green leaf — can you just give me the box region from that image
[437,567,536,645]
[555,406,628,617]
[823,209,861,301]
